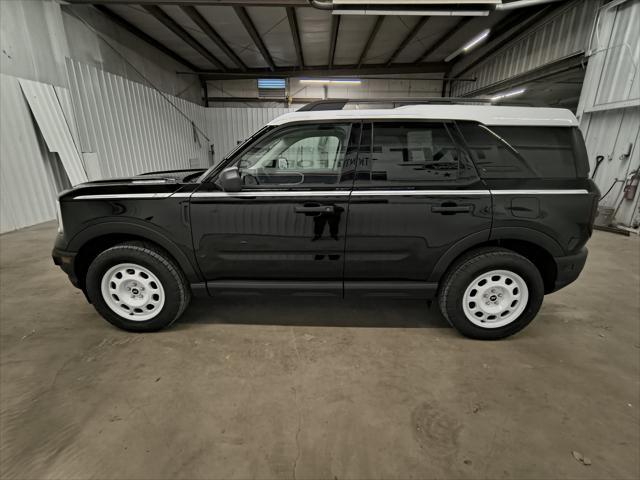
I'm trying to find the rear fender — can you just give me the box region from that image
[428,227,563,283]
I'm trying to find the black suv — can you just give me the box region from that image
[53,105,598,339]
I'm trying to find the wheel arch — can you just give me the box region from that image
[69,222,202,290]
[430,228,561,294]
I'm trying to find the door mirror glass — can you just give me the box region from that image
[217,166,242,192]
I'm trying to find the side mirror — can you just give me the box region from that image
[216,166,242,192]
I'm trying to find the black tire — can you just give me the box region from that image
[85,241,191,332]
[438,247,544,340]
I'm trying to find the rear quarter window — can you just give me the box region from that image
[457,123,580,179]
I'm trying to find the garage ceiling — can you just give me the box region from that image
[64,0,566,81]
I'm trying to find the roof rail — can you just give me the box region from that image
[297,98,534,111]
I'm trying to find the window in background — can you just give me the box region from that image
[257,78,287,99]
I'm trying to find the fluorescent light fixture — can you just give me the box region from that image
[332,10,489,16]
[445,28,491,62]
[463,29,490,51]
[491,88,526,101]
[299,79,362,85]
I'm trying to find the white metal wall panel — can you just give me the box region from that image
[18,78,88,185]
[0,74,58,233]
[593,0,639,107]
[578,0,640,227]
[451,0,597,96]
[206,107,295,163]
[66,58,209,178]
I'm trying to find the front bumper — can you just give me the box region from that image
[553,247,588,292]
[52,247,80,288]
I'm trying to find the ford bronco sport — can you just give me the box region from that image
[52,104,598,339]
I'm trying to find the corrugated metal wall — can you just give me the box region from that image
[0,74,59,232]
[451,0,597,96]
[206,107,295,163]
[577,0,640,228]
[66,58,209,178]
[1,61,211,233]
[19,78,88,185]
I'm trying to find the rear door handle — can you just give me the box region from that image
[295,205,335,214]
[431,204,473,214]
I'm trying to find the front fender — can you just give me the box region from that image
[67,220,202,283]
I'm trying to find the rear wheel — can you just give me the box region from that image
[438,247,544,340]
[86,241,190,332]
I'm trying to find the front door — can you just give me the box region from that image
[191,122,360,295]
[344,121,492,296]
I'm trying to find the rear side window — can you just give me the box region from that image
[457,123,579,179]
[355,122,478,186]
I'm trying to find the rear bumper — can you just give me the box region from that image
[552,247,588,292]
[52,247,80,288]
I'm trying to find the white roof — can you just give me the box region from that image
[267,105,578,127]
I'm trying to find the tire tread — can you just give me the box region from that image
[86,241,191,331]
[438,247,543,340]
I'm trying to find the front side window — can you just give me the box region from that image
[355,122,478,186]
[235,123,353,187]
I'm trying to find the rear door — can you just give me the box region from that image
[190,122,361,294]
[344,121,492,296]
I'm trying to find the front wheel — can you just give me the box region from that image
[438,247,544,340]
[86,241,191,332]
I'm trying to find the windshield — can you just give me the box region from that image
[197,125,275,183]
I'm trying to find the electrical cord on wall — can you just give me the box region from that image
[599,178,623,201]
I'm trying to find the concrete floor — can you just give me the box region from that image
[0,222,638,480]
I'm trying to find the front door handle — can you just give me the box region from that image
[431,204,473,214]
[295,204,335,214]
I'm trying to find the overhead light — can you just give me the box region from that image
[332,10,489,16]
[491,88,526,101]
[299,79,362,85]
[445,29,491,62]
[463,29,490,51]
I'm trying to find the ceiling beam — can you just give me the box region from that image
[180,6,247,71]
[69,0,309,5]
[357,16,384,68]
[197,62,448,79]
[416,17,472,63]
[328,15,340,68]
[286,7,305,69]
[456,53,585,97]
[92,5,198,71]
[143,5,227,71]
[233,6,276,71]
[206,96,321,104]
[385,16,429,66]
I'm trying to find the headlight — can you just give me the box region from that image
[55,200,63,233]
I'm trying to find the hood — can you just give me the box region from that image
[78,168,206,186]
[60,168,206,200]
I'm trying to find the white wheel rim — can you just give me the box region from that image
[100,263,165,321]
[462,269,529,329]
